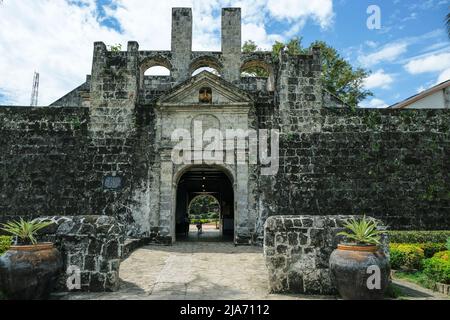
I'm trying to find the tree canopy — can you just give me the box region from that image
[242,38,373,107]
[189,195,220,219]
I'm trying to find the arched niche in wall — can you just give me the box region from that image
[240,59,275,92]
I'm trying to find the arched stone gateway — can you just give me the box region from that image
[158,161,251,245]
[174,165,235,241]
[154,71,255,245]
[2,7,447,265]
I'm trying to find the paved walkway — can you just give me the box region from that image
[56,242,333,300]
[392,278,449,300]
[53,241,449,300]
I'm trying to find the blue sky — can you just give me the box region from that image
[0,0,449,107]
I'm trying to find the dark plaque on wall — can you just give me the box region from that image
[103,176,123,190]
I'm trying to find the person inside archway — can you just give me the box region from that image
[196,221,203,235]
[184,215,190,236]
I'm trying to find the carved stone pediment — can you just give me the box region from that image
[157,71,253,107]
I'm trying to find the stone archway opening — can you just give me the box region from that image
[139,56,173,88]
[240,59,275,92]
[175,166,234,242]
[189,56,223,77]
[144,66,171,76]
[192,67,221,77]
[187,194,221,235]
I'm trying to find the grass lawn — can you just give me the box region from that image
[393,271,436,291]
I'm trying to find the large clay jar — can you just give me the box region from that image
[329,244,390,300]
[0,243,63,300]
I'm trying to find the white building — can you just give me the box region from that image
[389,80,450,109]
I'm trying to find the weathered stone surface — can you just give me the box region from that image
[54,242,335,300]
[34,215,125,292]
[264,215,388,295]
[0,6,449,247]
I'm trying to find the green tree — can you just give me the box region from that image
[272,37,306,57]
[189,195,220,220]
[242,40,259,53]
[311,40,372,107]
[108,44,122,53]
[242,40,269,77]
[242,37,372,107]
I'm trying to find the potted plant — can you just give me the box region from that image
[0,219,62,300]
[329,216,390,300]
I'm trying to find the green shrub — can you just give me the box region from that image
[388,231,450,244]
[0,236,12,255]
[423,251,450,284]
[390,244,425,270]
[390,243,446,259]
[418,243,448,258]
[190,219,212,225]
[434,251,449,261]
[446,238,450,251]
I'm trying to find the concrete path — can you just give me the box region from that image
[392,278,449,300]
[53,241,448,300]
[56,242,333,300]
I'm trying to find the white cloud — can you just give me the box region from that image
[267,0,334,28]
[360,98,389,109]
[0,0,127,105]
[416,86,426,93]
[242,23,283,50]
[404,52,450,75]
[364,70,394,90]
[359,43,408,67]
[365,41,378,48]
[436,68,450,84]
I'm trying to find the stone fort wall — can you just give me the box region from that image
[0,105,148,235]
[252,51,450,231]
[264,108,450,231]
[1,103,448,235]
[0,7,449,239]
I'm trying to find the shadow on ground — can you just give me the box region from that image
[138,242,262,254]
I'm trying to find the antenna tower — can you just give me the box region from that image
[30,71,39,107]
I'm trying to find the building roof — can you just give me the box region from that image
[389,79,450,109]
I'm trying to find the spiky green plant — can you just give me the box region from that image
[1,219,53,245]
[338,216,384,245]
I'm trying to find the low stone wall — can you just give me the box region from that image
[264,215,388,295]
[35,215,125,292]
